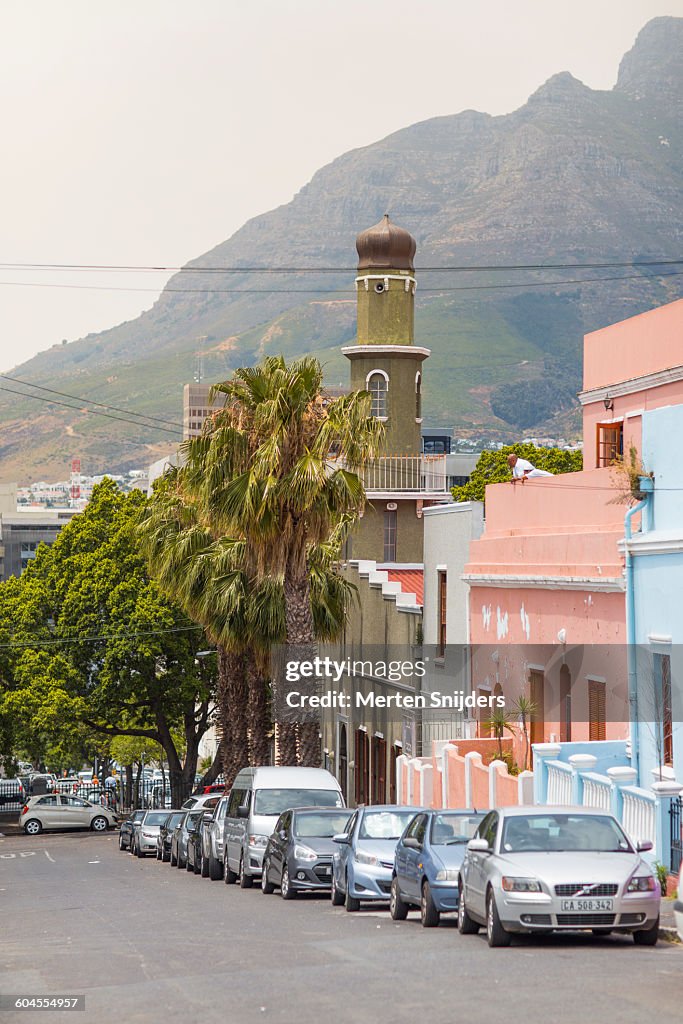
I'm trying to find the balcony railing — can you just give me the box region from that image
[360,455,448,493]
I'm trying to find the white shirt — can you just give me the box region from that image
[512,458,552,478]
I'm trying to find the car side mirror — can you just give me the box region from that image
[403,836,421,851]
[467,837,491,853]
[278,829,287,841]
[636,840,653,853]
[237,805,249,819]
[333,833,350,844]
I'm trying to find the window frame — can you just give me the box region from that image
[596,420,624,468]
[366,369,389,421]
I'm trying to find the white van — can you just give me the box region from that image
[222,766,344,887]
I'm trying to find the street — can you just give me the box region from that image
[0,831,681,1024]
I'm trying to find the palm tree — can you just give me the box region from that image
[511,695,538,771]
[482,709,515,760]
[182,356,383,766]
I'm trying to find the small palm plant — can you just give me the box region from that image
[511,695,538,771]
[482,708,515,760]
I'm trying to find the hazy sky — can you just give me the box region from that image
[1,0,681,373]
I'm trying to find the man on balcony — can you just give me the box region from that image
[507,453,553,482]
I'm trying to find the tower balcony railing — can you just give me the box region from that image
[360,454,448,493]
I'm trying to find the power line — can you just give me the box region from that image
[1,258,681,273]
[0,623,205,650]
[0,384,184,437]
[1,374,185,430]
[0,269,681,295]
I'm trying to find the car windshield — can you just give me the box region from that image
[253,789,343,816]
[430,813,484,845]
[143,812,168,827]
[293,812,352,838]
[501,813,634,853]
[359,811,417,840]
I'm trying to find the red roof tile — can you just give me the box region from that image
[386,569,424,607]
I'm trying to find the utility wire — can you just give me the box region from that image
[0,385,184,437]
[0,623,205,650]
[1,258,682,273]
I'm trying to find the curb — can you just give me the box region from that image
[658,926,680,942]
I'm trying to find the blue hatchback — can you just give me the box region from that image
[391,809,485,926]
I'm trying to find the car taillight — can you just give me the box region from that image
[22,805,28,815]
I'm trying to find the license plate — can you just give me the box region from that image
[560,898,614,912]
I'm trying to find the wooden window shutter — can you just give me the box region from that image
[588,681,606,741]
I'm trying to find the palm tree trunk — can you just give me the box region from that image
[217,646,248,788]
[283,570,320,768]
[246,655,271,765]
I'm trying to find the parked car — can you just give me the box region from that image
[186,812,212,875]
[331,805,422,911]
[132,809,175,858]
[119,809,146,851]
[674,860,683,942]
[55,777,80,794]
[202,796,230,880]
[457,806,661,947]
[20,794,116,835]
[170,809,204,869]
[262,807,353,899]
[223,766,345,888]
[28,774,57,796]
[181,793,222,812]
[391,809,485,926]
[157,810,185,862]
[201,784,227,795]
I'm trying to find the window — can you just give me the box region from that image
[437,571,447,657]
[596,421,623,467]
[338,723,348,804]
[415,372,422,421]
[367,371,388,419]
[588,680,606,741]
[475,811,499,849]
[371,735,386,804]
[560,664,572,743]
[227,788,247,817]
[405,813,428,845]
[36,796,58,806]
[383,508,397,562]
[529,670,545,745]
[355,729,370,805]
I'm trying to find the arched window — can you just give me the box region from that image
[415,372,422,421]
[366,370,388,419]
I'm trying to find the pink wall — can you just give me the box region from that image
[583,298,683,391]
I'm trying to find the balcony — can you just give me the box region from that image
[360,455,448,494]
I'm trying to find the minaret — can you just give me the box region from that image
[343,215,429,458]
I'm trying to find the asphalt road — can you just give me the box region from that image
[0,830,681,1024]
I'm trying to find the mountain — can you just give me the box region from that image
[2,16,682,482]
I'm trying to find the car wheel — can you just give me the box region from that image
[178,852,186,869]
[420,881,440,927]
[23,818,42,836]
[118,832,126,851]
[281,864,297,901]
[486,889,511,947]
[633,917,659,946]
[224,855,238,885]
[389,877,409,921]
[330,872,344,906]
[261,858,276,894]
[238,854,253,889]
[91,816,108,832]
[457,882,479,935]
[209,853,223,881]
[200,852,210,878]
[344,873,360,913]
[162,846,170,863]
[170,846,177,867]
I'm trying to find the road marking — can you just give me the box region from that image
[88,860,100,864]
[44,850,56,863]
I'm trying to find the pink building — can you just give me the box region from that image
[463,298,683,755]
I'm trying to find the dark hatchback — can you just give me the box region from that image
[170,809,204,869]
[119,809,145,851]
[261,807,352,899]
[186,811,213,876]
[156,810,185,862]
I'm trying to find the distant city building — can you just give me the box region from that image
[0,503,78,580]
[183,383,227,439]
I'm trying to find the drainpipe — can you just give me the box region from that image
[624,477,653,782]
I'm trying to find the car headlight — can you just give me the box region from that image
[355,850,379,866]
[248,834,269,848]
[501,876,542,892]
[627,875,657,892]
[435,869,459,882]
[293,844,317,862]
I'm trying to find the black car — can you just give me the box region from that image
[186,811,213,876]
[157,811,185,862]
[170,809,204,869]
[261,807,352,899]
[118,809,145,851]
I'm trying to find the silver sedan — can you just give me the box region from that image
[458,806,660,947]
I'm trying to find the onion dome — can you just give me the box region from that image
[356,214,416,272]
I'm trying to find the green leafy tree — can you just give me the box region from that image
[0,480,216,805]
[451,444,582,503]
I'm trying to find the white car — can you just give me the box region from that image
[20,795,116,835]
[674,862,683,941]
